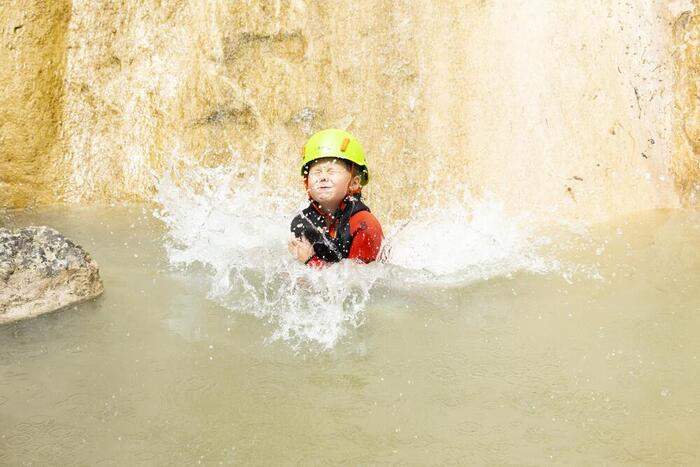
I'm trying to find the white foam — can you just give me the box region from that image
[382,191,556,284]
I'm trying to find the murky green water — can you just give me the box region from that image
[1,206,699,465]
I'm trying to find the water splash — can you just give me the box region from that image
[153,155,587,349]
[382,190,558,285]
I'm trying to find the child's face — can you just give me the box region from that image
[306,158,358,210]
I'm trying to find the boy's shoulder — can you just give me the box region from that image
[350,209,379,220]
[349,209,382,234]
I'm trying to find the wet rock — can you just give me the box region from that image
[0,226,104,325]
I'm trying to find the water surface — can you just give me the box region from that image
[1,206,699,465]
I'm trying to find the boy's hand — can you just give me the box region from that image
[287,235,315,263]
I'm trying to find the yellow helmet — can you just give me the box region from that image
[300,129,369,185]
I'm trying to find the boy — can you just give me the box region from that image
[288,129,383,267]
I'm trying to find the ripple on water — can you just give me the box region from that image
[2,416,87,465]
[306,372,369,389]
[3,432,32,448]
[96,394,137,422]
[428,363,458,383]
[424,350,471,383]
[165,374,218,407]
[611,443,698,465]
[523,424,552,444]
[240,375,304,403]
[455,419,485,436]
[54,391,91,409]
[94,459,120,467]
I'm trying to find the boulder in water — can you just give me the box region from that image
[0,226,104,325]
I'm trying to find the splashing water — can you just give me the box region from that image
[382,190,560,285]
[153,155,383,350]
[153,156,583,349]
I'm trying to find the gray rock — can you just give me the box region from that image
[0,226,104,324]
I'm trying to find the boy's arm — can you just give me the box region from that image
[347,211,383,263]
[290,213,325,267]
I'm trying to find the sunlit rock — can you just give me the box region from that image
[0,226,104,325]
[2,1,700,221]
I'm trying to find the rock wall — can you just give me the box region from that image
[2,0,700,223]
[671,0,700,206]
[0,0,71,208]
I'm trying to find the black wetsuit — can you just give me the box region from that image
[290,195,371,263]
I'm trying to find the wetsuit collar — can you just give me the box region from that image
[310,194,361,221]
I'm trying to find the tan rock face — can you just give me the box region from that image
[671,3,700,206]
[1,0,699,223]
[0,0,71,208]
